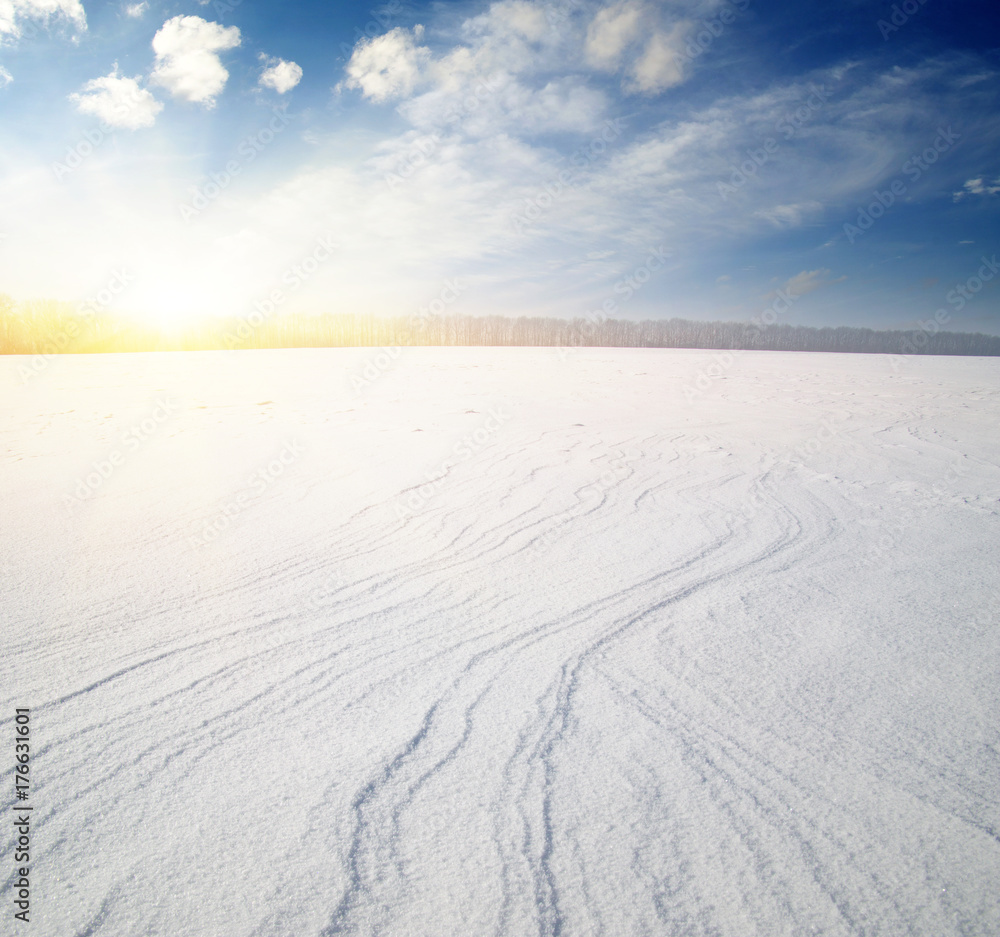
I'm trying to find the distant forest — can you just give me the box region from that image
[2,298,998,357]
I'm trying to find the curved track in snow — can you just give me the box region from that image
[2,348,998,936]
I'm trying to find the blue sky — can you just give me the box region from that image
[1,0,998,333]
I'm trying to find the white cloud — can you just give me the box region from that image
[585,1,644,70]
[7,11,990,326]
[782,269,846,298]
[627,23,689,94]
[340,26,429,103]
[493,77,607,133]
[455,3,563,78]
[259,54,302,94]
[151,15,241,107]
[69,67,163,129]
[0,0,86,40]
[400,72,607,137]
[475,0,549,42]
[753,202,824,229]
[124,2,148,18]
[0,64,11,85]
[326,27,968,282]
[585,2,693,95]
[340,5,608,137]
[953,177,1000,201]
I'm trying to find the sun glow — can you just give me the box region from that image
[127,279,234,332]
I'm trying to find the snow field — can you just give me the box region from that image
[1,347,998,936]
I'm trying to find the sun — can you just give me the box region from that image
[126,279,232,332]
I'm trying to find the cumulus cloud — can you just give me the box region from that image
[627,22,689,94]
[585,1,644,69]
[340,25,429,103]
[953,176,1000,201]
[329,10,974,269]
[69,66,163,129]
[585,2,693,95]
[0,0,86,40]
[339,5,610,137]
[0,63,11,84]
[259,54,302,94]
[124,2,148,18]
[151,15,241,107]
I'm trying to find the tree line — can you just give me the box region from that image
[1,297,998,357]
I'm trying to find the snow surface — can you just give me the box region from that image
[2,347,999,937]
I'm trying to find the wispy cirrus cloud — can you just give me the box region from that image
[782,268,847,297]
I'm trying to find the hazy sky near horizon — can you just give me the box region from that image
[1,0,998,332]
